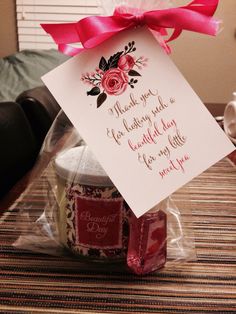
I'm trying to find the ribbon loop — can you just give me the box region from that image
[41,0,219,56]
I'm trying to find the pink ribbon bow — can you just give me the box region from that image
[41,0,220,56]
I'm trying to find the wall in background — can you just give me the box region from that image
[171,0,236,104]
[0,0,18,57]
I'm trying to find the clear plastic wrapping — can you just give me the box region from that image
[13,110,196,275]
[13,0,196,275]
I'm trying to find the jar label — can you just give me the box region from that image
[75,196,123,249]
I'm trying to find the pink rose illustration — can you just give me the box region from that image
[82,41,148,107]
[101,68,128,96]
[118,55,135,71]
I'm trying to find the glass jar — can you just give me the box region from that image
[55,146,132,262]
[55,145,167,273]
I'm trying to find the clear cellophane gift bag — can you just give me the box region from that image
[13,0,197,275]
[13,109,196,275]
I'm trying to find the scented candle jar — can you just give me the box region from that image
[55,146,131,262]
[55,145,167,272]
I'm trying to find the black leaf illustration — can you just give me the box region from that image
[128,69,141,76]
[99,56,108,71]
[107,51,123,69]
[97,92,107,108]
[87,86,100,96]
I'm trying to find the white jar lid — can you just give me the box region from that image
[54,146,114,187]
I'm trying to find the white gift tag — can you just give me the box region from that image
[42,27,234,217]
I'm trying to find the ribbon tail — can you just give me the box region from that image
[41,23,81,45]
[146,5,219,38]
[58,44,84,56]
[165,28,182,43]
[187,0,219,16]
[149,29,171,54]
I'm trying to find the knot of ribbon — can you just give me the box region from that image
[133,13,146,26]
[41,0,220,56]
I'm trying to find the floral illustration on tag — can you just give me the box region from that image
[81,41,148,108]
